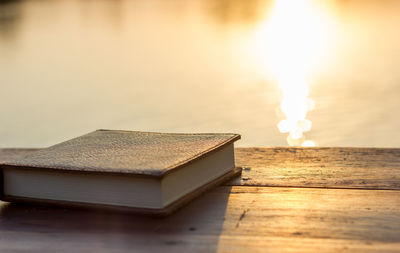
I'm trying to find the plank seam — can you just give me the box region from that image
[222,184,400,191]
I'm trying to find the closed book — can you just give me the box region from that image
[0,130,241,215]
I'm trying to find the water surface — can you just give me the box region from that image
[1,0,400,147]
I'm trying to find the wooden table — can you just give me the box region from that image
[1,147,399,252]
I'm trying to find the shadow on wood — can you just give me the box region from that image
[0,187,233,252]
[1,148,400,252]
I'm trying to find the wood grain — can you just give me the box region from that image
[232,147,400,190]
[1,147,400,190]
[1,147,400,252]
[1,186,399,252]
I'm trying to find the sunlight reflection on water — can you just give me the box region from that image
[0,0,400,147]
[265,0,336,146]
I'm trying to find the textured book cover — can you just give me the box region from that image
[1,130,240,176]
[0,130,241,215]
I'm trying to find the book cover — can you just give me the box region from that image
[0,130,241,215]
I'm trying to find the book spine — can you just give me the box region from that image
[0,166,5,201]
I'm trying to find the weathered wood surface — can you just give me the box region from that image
[0,147,400,252]
[232,147,400,190]
[1,186,399,252]
[2,147,400,190]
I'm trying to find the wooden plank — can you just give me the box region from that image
[232,147,400,190]
[2,147,400,190]
[0,186,399,252]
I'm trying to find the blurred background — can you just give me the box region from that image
[1,0,400,147]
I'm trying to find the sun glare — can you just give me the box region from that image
[251,0,336,146]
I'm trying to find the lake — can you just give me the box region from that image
[1,0,400,147]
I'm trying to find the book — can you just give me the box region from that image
[0,130,241,215]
